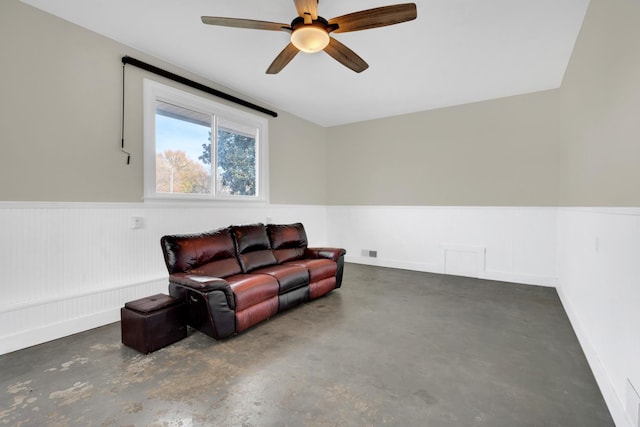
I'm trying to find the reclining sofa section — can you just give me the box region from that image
[160,223,346,339]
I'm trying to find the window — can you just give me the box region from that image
[143,79,268,202]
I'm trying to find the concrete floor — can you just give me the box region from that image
[1,264,613,426]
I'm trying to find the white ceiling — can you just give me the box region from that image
[21,0,590,127]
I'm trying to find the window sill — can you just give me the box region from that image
[142,195,269,208]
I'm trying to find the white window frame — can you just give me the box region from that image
[143,79,269,203]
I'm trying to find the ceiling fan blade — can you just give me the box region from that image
[201,16,290,32]
[293,0,318,21]
[323,38,369,73]
[266,43,300,74]
[328,3,417,33]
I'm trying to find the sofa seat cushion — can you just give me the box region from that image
[226,274,279,312]
[285,258,337,282]
[251,264,309,294]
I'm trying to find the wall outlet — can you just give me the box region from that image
[130,216,144,229]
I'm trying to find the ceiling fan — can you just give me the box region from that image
[201,1,417,74]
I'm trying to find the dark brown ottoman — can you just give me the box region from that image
[121,293,187,354]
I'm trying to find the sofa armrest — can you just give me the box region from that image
[169,273,235,309]
[304,247,347,263]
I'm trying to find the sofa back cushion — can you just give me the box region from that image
[230,224,278,272]
[160,228,242,277]
[267,223,308,263]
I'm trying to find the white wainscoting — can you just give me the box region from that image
[327,206,559,286]
[0,202,327,355]
[557,207,640,427]
[3,202,635,425]
[1,203,561,355]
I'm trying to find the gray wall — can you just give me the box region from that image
[325,90,563,206]
[2,0,639,207]
[0,0,327,204]
[323,0,640,207]
[558,0,640,206]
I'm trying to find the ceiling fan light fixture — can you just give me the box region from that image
[201,2,417,73]
[291,26,330,53]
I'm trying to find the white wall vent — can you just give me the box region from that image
[442,245,486,278]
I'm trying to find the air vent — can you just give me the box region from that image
[361,249,377,258]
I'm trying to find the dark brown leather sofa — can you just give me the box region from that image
[160,223,346,339]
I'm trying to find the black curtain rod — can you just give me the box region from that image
[121,55,277,118]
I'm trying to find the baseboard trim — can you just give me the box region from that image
[482,269,558,287]
[0,309,120,356]
[0,278,167,355]
[345,256,558,287]
[346,256,440,274]
[556,286,631,427]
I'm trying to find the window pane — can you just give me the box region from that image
[155,101,212,194]
[144,79,268,201]
[216,118,257,196]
